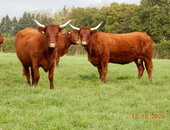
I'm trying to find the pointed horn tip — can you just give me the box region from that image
[70,19,76,21]
[69,23,73,26]
[69,24,80,30]
[98,21,103,25]
[66,19,72,23]
[91,22,103,31]
[33,19,39,23]
[33,19,37,22]
[34,19,45,27]
[60,19,72,28]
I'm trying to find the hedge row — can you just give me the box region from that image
[1,37,15,52]
[1,37,170,59]
[153,41,170,59]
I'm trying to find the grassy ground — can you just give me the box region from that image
[0,53,169,130]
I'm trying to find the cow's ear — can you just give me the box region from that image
[91,30,97,34]
[59,27,62,32]
[76,30,80,33]
[38,27,45,34]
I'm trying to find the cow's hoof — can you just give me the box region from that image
[101,80,108,83]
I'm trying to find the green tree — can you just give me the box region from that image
[104,3,137,33]
[67,7,105,31]
[40,15,53,25]
[11,17,18,35]
[130,0,170,42]
[17,12,35,31]
[0,15,11,36]
[53,6,71,32]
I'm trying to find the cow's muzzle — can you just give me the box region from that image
[76,41,80,44]
[49,43,56,48]
[81,41,87,45]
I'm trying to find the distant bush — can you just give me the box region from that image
[67,44,86,55]
[153,41,170,59]
[2,37,15,52]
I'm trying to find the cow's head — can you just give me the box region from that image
[0,33,4,44]
[34,19,72,48]
[68,29,80,45]
[69,22,102,46]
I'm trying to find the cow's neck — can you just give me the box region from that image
[42,38,56,58]
[85,32,98,53]
[84,41,92,52]
[38,37,56,71]
[64,33,72,50]
[41,47,56,70]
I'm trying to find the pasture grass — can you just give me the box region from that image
[0,53,170,130]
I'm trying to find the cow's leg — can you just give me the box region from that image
[32,63,40,87]
[31,67,34,86]
[135,59,145,80]
[97,65,102,80]
[100,61,108,83]
[0,44,2,52]
[144,58,153,81]
[56,57,60,66]
[48,63,55,89]
[23,66,31,85]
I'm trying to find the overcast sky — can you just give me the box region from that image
[0,0,141,19]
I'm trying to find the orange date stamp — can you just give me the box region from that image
[131,114,166,119]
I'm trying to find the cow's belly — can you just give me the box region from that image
[16,53,32,66]
[109,51,138,64]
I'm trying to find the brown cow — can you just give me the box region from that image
[56,30,79,66]
[15,20,72,89]
[70,23,153,83]
[0,33,4,52]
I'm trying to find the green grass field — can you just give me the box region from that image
[0,53,169,130]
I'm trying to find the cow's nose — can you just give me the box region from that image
[81,41,87,45]
[49,43,55,48]
[76,41,80,44]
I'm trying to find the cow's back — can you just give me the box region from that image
[89,32,152,64]
[15,28,42,66]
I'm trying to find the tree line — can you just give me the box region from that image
[0,0,170,43]
[0,12,53,37]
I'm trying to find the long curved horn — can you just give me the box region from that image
[60,20,72,28]
[90,22,103,31]
[34,19,45,28]
[69,24,80,30]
